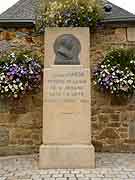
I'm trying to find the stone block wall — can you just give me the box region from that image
[0,27,44,155]
[0,25,135,155]
[91,25,135,152]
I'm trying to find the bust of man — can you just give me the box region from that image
[54,34,81,65]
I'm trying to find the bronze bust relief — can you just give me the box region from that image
[54,34,81,65]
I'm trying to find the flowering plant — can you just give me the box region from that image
[0,51,42,98]
[93,48,135,97]
[36,0,103,31]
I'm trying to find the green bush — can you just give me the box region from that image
[36,0,104,32]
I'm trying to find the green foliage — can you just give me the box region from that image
[0,50,42,65]
[36,0,104,32]
[103,48,135,72]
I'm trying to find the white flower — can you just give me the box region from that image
[128,80,133,85]
[19,82,23,87]
[13,84,18,90]
[116,79,120,83]
[20,87,24,90]
[14,94,18,98]
[110,82,113,86]
[129,72,134,76]
[102,73,106,77]
[120,78,123,82]
[4,86,9,92]
[98,78,101,82]
[104,69,109,74]
[101,65,105,68]
[11,88,15,92]
[0,74,5,80]
[30,70,33,74]
[24,55,28,58]
[10,53,15,58]
[8,84,12,89]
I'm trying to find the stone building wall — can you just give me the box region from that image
[0,27,44,155]
[0,25,135,155]
[91,25,135,152]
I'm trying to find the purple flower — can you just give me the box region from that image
[16,78,20,82]
[0,52,42,98]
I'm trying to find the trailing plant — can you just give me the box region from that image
[36,0,104,32]
[93,48,135,97]
[0,51,42,98]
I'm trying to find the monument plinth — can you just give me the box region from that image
[39,28,95,168]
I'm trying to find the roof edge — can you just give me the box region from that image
[102,16,135,23]
[0,19,35,22]
[0,19,35,28]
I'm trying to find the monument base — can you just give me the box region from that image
[39,144,95,169]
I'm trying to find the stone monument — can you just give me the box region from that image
[39,28,95,168]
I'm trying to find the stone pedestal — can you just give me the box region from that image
[39,28,95,168]
[40,145,95,168]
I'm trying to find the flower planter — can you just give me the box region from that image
[93,48,135,100]
[111,95,130,105]
[0,98,9,113]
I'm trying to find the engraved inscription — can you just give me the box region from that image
[45,68,90,102]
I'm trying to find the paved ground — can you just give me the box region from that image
[0,153,135,180]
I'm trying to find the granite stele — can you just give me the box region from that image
[39,28,95,168]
